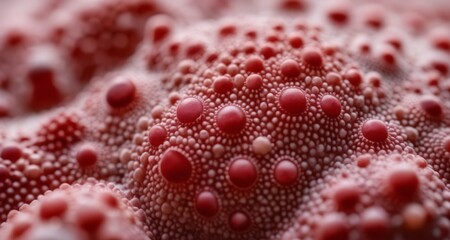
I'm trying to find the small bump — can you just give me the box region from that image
[27,65,62,110]
[76,144,98,168]
[0,164,9,181]
[332,181,360,210]
[360,207,390,239]
[316,213,350,240]
[327,2,349,24]
[279,88,307,115]
[356,154,371,168]
[387,166,420,199]
[252,136,272,155]
[106,80,136,109]
[288,34,303,48]
[186,42,206,58]
[195,191,219,218]
[442,136,450,152]
[260,44,276,59]
[326,72,342,85]
[148,125,167,147]
[229,211,251,232]
[176,97,203,123]
[345,69,362,86]
[147,15,172,43]
[10,215,32,237]
[280,59,300,77]
[362,119,388,142]
[363,6,384,29]
[216,105,246,134]
[430,58,449,75]
[385,36,403,52]
[76,204,105,232]
[99,192,119,208]
[219,24,237,36]
[213,76,234,94]
[244,56,264,73]
[320,95,342,118]
[160,149,192,183]
[367,72,382,87]
[0,145,22,162]
[402,203,427,231]
[420,96,443,117]
[245,74,263,90]
[378,45,397,65]
[274,160,298,186]
[430,29,450,52]
[280,0,306,11]
[302,47,323,67]
[40,196,68,220]
[228,158,258,189]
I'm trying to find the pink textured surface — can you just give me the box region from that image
[0,0,450,239]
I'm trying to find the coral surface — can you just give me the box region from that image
[0,0,450,239]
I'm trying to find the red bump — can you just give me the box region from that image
[332,182,360,210]
[27,66,62,110]
[327,2,349,24]
[378,45,397,65]
[148,125,167,147]
[11,216,32,238]
[160,149,192,183]
[260,44,276,59]
[420,96,443,117]
[363,6,384,29]
[76,204,105,232]
[0,145,22,162]
[280,59,300,77]
[106,80,136,109]
[317,214,350,240]
[40,196,68,220]
[76,145,98,168]
[443,136,450,152]
[147,15,172,43]
[345,69,363,86]
[430,30,450,52]
[279,88,307,115]
[195,191,219,218]
[302,47,323,67]
[430,58,449,75]
[280,0,306,11]
[245,74,263,90]
[213,76,234,94]
[288,34,304,48]
[360,207,390,239]
[244,56,264,73]
[0,164,9,181]
[186,41,206,58]
[219,24,237,36]
[320,95,342,118]
[4,30,26,47]
[362,119,388,142]
[229,211,251,232]
[216,105,246,134]
[177,97,203,123]
[274,160,298,186]
[387,167,420,199]
[99,192,119,208]
[326,72,342,85]
[228,159,258,189]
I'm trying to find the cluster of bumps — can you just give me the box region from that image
[0,0,450,239]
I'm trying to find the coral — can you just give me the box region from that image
[0,0,450,239]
